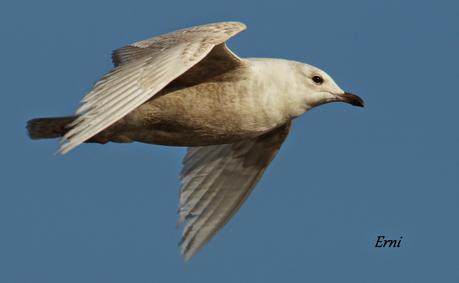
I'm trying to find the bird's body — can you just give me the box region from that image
[94,59,305,146]
[27,21,364,261]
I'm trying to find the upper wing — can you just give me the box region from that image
[58,22,246,154]
[178,122,292,261]
[112,22,245,68]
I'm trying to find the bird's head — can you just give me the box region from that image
[296,63,364,110]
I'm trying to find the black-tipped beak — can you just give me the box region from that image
[338,92,365,107]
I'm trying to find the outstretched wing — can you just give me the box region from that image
[178,122,292,261]
[58,21,246,154]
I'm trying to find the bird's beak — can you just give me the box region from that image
[336,92,365,107]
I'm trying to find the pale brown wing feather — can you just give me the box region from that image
[178,121,292,261]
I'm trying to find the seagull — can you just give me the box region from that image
[27,21,364,261]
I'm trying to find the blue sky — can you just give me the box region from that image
[1,0,458,282]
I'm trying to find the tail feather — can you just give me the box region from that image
[27,116,75,139]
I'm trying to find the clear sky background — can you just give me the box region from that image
[1,0,458,282]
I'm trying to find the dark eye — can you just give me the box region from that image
[312,75,324,84]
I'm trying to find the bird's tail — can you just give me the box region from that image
[26,116,75,139]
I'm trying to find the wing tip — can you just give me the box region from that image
[222,21,247,35]
[216,21,246,29]
[56,140,77,155]
[181,251,193,263]
[235,21,247,31]
[180,241,198,262]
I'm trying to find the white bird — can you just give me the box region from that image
[27,21,364,261]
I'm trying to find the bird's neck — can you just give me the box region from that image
[248,59,310,120]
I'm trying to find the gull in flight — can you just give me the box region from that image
[27,21,364,261]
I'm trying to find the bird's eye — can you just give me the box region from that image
[312,75,324,84]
